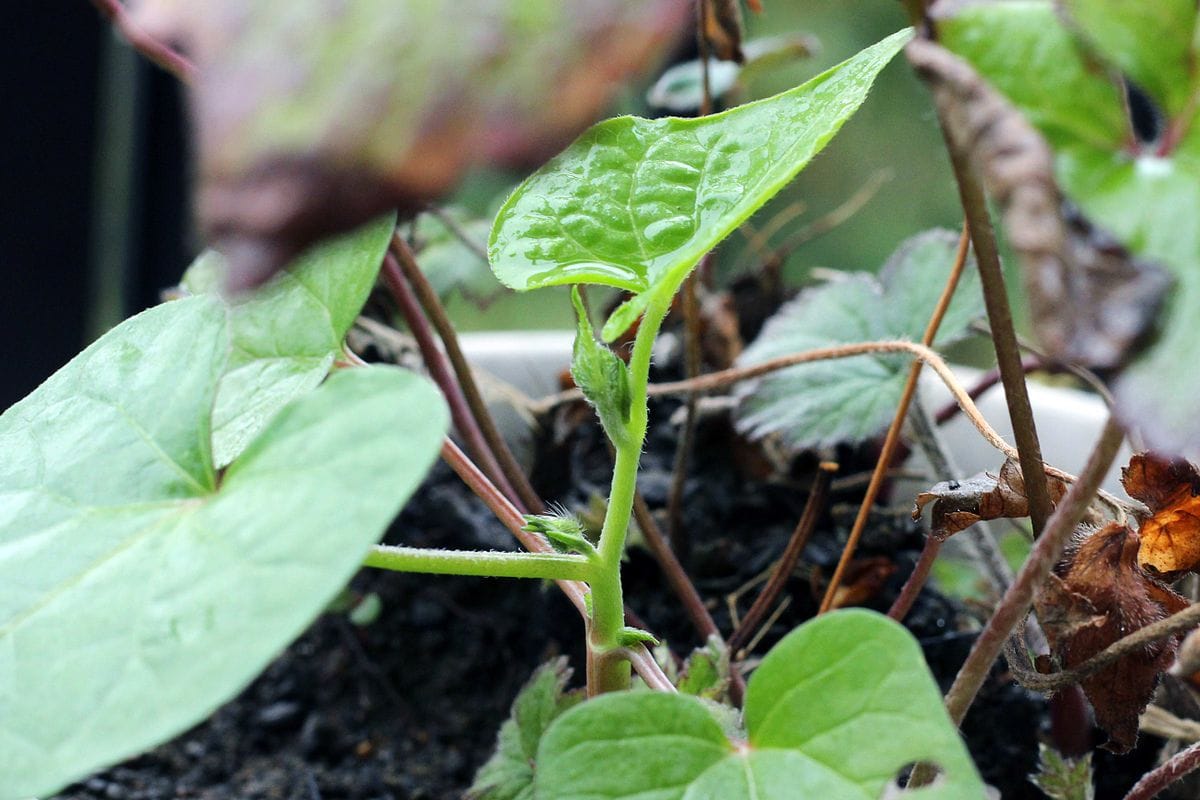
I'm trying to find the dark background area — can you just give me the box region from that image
[2,2,963,411]
[2,4,189,411]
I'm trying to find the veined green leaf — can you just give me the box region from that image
[0,298,447,796]
[534,610,986,799]
[939,0,1200,458]
[489,28,912,341]
[183,212,395,466]
[735,229,982,451]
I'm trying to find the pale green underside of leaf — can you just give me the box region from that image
[489,28,912,342]
[734,230,982,451]
[0,297,447,796]
[940,1,1200,458]
[182,213,395,467]
[534,610,984,800]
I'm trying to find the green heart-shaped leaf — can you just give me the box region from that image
[534,610,985,799]
[489,28,912,341]
[182,212,395,467]
[0,297,447,796]
[938,0,1200,458]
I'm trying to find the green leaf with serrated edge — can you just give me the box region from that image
[678,637,730,700]
[734,229,982,451]
[570,287,633,445]
[469,658,582,800]
[935,2,1127,151]
[1061,0,1196,117]
[183,212,395,467]
[0,297,447,797]
[535,610,985,799]
[939,1,1200,458]
[1030,743,1094,800]
[489,28,912,341]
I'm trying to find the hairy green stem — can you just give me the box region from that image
[365,545,592,581]
[588,295,673,695]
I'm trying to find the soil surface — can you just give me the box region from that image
[57,324,1166,800]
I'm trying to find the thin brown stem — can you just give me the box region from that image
[729,462,836,654]
[933,357,1038,426]
[927,75,1055,536]
[888,535,942,622]
[943,416,1125,727]
[760,170,891,267]
[1123,739,1200,800]
[90,0,197,82]
[667,274,703,559]
[696,0,713,116]
[389,234,544,513]
[539,340,1007,449]
[439,439,587,614]
[1008,601,1200,694]
[381,252,527,512]
[423,205,489,263]
[439,439,676,693]
[626,645,678,693]
[818,225,971,614]
[632,492,720,641]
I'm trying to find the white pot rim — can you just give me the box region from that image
[458,330,1130,497]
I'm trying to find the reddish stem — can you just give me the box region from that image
[729,463,836,654]
[89,0,197,82]
[887,535,942,622]
[1123,739,1200,800]
[390,233,545,514]
[631,492,719,642]
[381,254,527,513]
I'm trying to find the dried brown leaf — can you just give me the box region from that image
[1123,452,1200,578]
[912,459,1072,540]
[1035,523,1189,752]
[906,38,1170,369]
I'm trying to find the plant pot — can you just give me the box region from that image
[57,330,1147,800]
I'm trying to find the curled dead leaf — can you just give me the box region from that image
[128,0,690,289]
[912,458,1074,540]
[907,38,1171,369]
[1035,523,1189,752]
[1123,452,1200,578]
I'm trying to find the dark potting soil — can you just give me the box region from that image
[56,354,1164,800]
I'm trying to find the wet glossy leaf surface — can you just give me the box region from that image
[182,213,395,466]
[0,298,447,796]
[937,0,1200,458]
[489,29,911,340]
[534,610,985,799]
[734,229,982,450]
